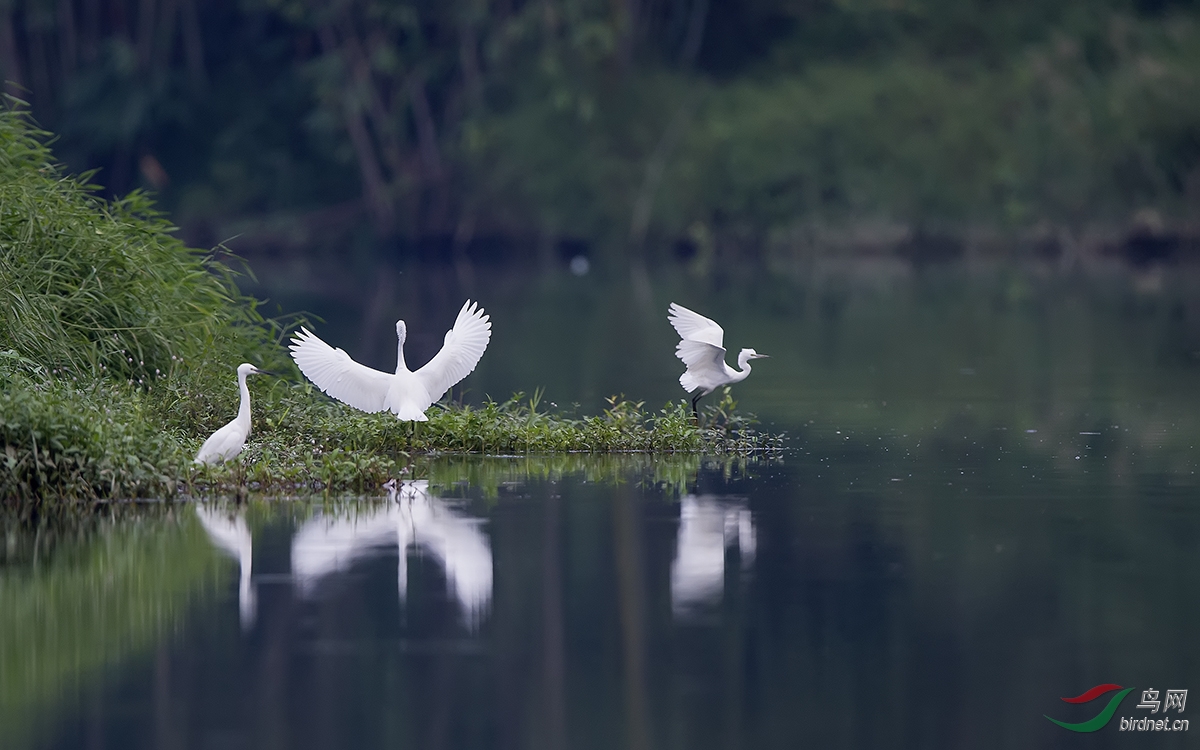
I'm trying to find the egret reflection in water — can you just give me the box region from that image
[195,505,257,630]
[670,495,756,617]
[290,479,493,628]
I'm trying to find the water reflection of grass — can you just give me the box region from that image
[193,450,771,502]
[0,509,223,748]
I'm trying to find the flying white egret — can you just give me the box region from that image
[194,363,269,465]
[667,303,769,417]
[289,300,491,421]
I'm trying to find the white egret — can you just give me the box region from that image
[194,363,268,465]
[667,302,769,417]
[289,300,491,421]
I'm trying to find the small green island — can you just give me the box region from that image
[0,105,780,507]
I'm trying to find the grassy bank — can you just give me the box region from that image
[0,105,779,507]
[184,389,781,497]
[1,356,779,505]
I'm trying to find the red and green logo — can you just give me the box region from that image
[1046,684,1135,732]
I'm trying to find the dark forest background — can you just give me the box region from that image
[4,0,1200,267]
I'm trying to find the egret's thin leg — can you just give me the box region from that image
[691,392,702,422]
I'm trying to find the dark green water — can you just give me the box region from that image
[3,261,1199,748]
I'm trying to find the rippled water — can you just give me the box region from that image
[3,262,1199,748]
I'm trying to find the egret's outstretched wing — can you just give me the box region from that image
[676,338,727,370]
[289,327,393,412]
[668,303,724,348]
[415,300,492,403]
[675,339,729,389]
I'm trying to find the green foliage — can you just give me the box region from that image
[6,0,1200,257]
[0,103,287,388]
[0,364,190,505]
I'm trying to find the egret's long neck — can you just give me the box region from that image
[395,326,409,373]
[236,372,252,427]
[732,351,755,381]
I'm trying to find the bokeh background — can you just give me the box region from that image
[5,0,1200,267]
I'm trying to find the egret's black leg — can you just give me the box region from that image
[691,392,702,421]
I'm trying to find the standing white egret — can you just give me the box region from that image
[289,300,491,421]
[194,363,268,465]
[668,303,769,417]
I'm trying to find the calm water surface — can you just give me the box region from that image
[3,262,1199,748]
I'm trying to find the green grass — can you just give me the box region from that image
[0,102,289,388]
[188,387,782,497]
[1,353,779,504]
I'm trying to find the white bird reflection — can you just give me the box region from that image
[290,479,493,628]
[670,495,756,616]
[195,504,257,630]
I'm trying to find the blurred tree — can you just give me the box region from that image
[1,0,1198,261]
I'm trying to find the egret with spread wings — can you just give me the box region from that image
[289,300,491,421]
[668,302,768,418]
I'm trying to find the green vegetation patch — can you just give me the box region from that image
[0,102,285,387]
[2,355,779,505]
[188,388,782,497]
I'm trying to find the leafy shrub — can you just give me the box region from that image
[0,364,188,505]
[0,102,287,390]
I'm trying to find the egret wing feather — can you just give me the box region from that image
[668,303,724,349]
[194,421,247,464]
[676,339,729,393]
[415,300,492,402]
[676,339,728,371]
[289,327,393,412]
